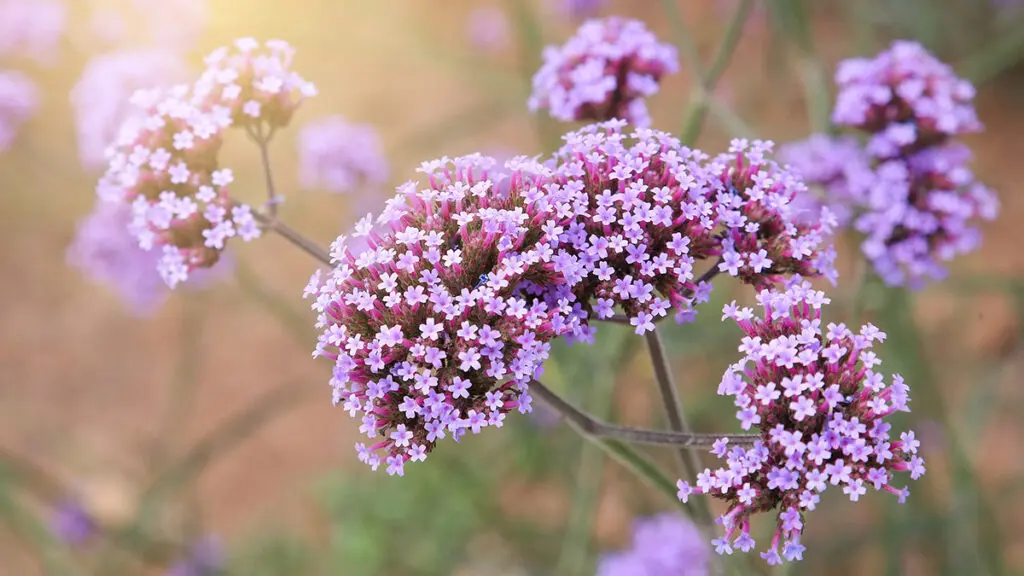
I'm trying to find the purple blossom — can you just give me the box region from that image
[49,499,96,547]
[0,0,65,64]
[597,513,709,575]
[0,70,38,152]
[97,38,317,288]
[777,134,874,227]
[831,41,999,287]
[677,279,923,565]
[67,201,230,315]
[71,49,190,170]
[554,0,607,19]
[466,5,510,52]
[167,537,223,576]
[297,116,388,193]
[528,17,679,128]
[306,153,590,474]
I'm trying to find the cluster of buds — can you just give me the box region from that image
[95,38,316,288]
[677,280,924,565]
[528,17,678,128]
[829,40,999,287]
[543,122,837,333]
[305,153,591,475]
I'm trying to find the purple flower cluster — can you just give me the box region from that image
[0,0,66,64]
[528,17,679,128]
[305,153,590,475]
[554,0,607,19]
[676,280,924,565]
[597,513,709,576]
[831,40,999,287]
[67,200,230,315]
[308,121,840,474]
[297,116,388,194]
[777,134,874,227]
[96,38,317,288]
[545,123,837,332]
[71,49,190,170]
[0,69,37,152]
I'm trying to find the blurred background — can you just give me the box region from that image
[1,0,1023,574]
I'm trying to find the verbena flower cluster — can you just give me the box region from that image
[306,121,840,474]
[597,513,709,576]
[67,201,229,316]
[96,38,316,288]
[827,40,999,287]
[0,69,37,152]
[297,116,389,194]
[776,134,873,227]
[528,17,679,128]
[305,153,590,475]
[676,280,924,565]
[71,49,190,170]
[0,0,66,64]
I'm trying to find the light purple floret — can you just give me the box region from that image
[597,513,710,576]
[528,17,679,128]
[0,69,38,152]
[297,116,388,194]
[71,49,190,170]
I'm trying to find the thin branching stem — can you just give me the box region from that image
[528,380,758,448]
[249,209,332,266]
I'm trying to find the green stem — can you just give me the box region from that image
[772,0,832,132]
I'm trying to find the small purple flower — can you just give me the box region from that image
[597,513,710,575]
[0,70,38,152]
[296,116,388,194]
[0,0,66,64]
[71,49,190,170]
[49,499,96,547]
[167,537,223,576]
[682,279,923,565]
[528,18,679,127]
[466,5,510,52]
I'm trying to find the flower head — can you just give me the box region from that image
[678,280,923,565]
[297,116,388,193]
[0,0,65,64]
[597,513,710,575]
[554,0,607,19]
[71,49,190,170]
[306,153,588,474]
[777,134,874,227]
[0,70,38,152]
[528,17,678,128]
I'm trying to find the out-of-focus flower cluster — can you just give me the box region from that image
[83,0,207,52]
[465,5,510,52]
[554,0,607,19]
[528,17,678,128]
[305,153,590,475]
[785,40,998,288]
[95,38,316,288]
[777,134,873,227]
[167,537,223,576]
[597,513,709,576]
[676,280,924,565]
[297,116,389,194]
[307,121,841,474]
[0,0,66,64]
[71,49,190,170]
[0,70,37,152]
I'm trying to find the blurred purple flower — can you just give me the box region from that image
[466,5,509,52]
[597,513,709,575]
[70,49,190,170]
[49,499,97,547]
[0,0,66,64]
[528,401,563,428]
[0,70,39,152]
[167,537,223,576]
[297,116,388,194]
[528,17,679,128]
[777,134,874,227]
[67,201,230,316]
[555,0,607,19]
[81,0,206,50]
